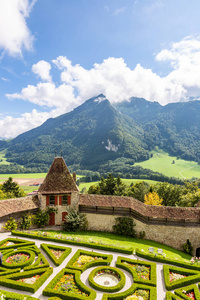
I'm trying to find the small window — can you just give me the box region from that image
[49,195,55,205]
[62,195,68,205]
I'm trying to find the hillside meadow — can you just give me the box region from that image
[135,149,200,179]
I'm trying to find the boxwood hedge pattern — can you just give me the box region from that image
[66,249,113,272]
[0,289,39,300]
[163,264,200,291]
[0,238,35,250]
[12,230,133,254]
[88,266,126,293]
[41,243,72,266]
[43,267,96,300]
[116,256,157,287]
[174,284,200,299]
[136,249,200,271]
[101,283,157,300]
[0,267,53,293]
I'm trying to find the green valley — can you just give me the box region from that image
[135,149,200,179]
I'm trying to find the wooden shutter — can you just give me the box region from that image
[46,195,50,206]
[55,196,58,205]
[59,195,62,205]
[62,212,68,222]
[68,195,71,205]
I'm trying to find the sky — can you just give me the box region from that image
[1,0,200,138]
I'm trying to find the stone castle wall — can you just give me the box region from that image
[86,213,200,254]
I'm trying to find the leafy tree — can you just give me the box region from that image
[127,181,150,202]
[155,182,183,206]
[144,191,163,206]
[88,174,127,196]
[2,177,26,198]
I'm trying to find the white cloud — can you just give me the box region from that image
[0,0,36,57]
[6,82,80,112]
[52,55,185,105]
[0,109,52,139]
[32,60,52,82]
[4,36,200,138]
[156,36,200,97]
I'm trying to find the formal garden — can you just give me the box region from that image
[0,228,199,300]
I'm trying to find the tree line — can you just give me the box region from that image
[88,174,200,207]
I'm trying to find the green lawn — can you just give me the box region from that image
[135,149,200,179]
[0,173,47,178]
[30,230,191,263]
[0,151,10,165]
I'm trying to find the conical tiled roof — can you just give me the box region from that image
[38,157,79,194]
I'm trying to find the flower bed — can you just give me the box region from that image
[41,243,72,266]
[174,284,200,300]
[102,283,156,300]
[67,249,112,272]
[116,256,156,287]
[0,238,34,251]
[163,265,200,291]
[12,230,133,254]
[3,249,35,269]
[43,268,96,300]
[0,267,53,293]
[88,266,125,293]
[6,253,30,264]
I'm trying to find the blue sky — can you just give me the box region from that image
[1,0,200,138]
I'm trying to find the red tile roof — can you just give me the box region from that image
[0,196,39,218]
[38,157,79,194]
[79,194,200,220]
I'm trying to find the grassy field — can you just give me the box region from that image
[0,151,10,165]
[0,173,47,178]
[135,149,200,179]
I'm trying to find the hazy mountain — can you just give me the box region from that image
[2,95,200,171]
[4,95,149,169]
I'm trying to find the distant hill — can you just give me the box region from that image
[1,94,200,175]
[2,95,149,170]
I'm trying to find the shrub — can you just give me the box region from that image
[182,239,193,256]
[62,205,88,232]
[33,207,57,228]
[19,213,33,230]
[113,217,136,237]
[3,217,18,231]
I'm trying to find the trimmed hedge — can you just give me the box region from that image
[22,244,41,255]
[43,267,96,300]
[116,256,157,287]
[41,243,72,266]
[163,264,200,290]
[88,266,125,292]
[174,284,200,300]
[0,267,53,293]
[12,230,133,254]
[101,283,157,300]
[136,249,200,271]
[0,238,34,250]
[24,252,50,271]
[66,249,113,272]
[166,291,185,300]
[2,249,35,269]
[0,289,39,300]
[0,268,21,277]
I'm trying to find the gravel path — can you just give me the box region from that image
[0,231,170,299]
